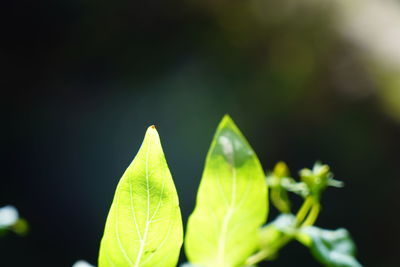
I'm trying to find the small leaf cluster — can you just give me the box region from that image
[95,115,363,267]
[251,162,361,267]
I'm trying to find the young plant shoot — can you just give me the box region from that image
[96,115,362,267]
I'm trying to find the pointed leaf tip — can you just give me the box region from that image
[218,115,241,134]
[146,125,157,133]
[185,115,268,267]
[144,125,159,140]
[220,114,234,126]
[99,126,183,267]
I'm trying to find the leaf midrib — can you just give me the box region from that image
[216,139,237,266]
[133,137,152,267]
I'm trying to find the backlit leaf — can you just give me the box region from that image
[185,115,268,267]
[98,126,183,267]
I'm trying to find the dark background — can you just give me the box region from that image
[1,0,400,266]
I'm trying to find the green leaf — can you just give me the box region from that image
[98,126,183,267]
[185,115,268,267]
[299,226,363,267]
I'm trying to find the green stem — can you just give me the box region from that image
[271,188,290,213]
[245,196,321,266]
[302,202,320,227]
[245,250,269,266]
[245,235,292,266]
[295,196,313,226]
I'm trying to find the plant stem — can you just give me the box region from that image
[295,196,313,226]
[246,196,321,266]
[302,202,320,227]
[271,188,290,213]
[245,235,292,266]
[245,249,269,266]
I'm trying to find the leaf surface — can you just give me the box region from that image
[299,226,363,267]
[98,126,183,267]
[185,115,268,267]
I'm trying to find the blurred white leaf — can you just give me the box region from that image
[0,205,19,228]
[72,260,95,267]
